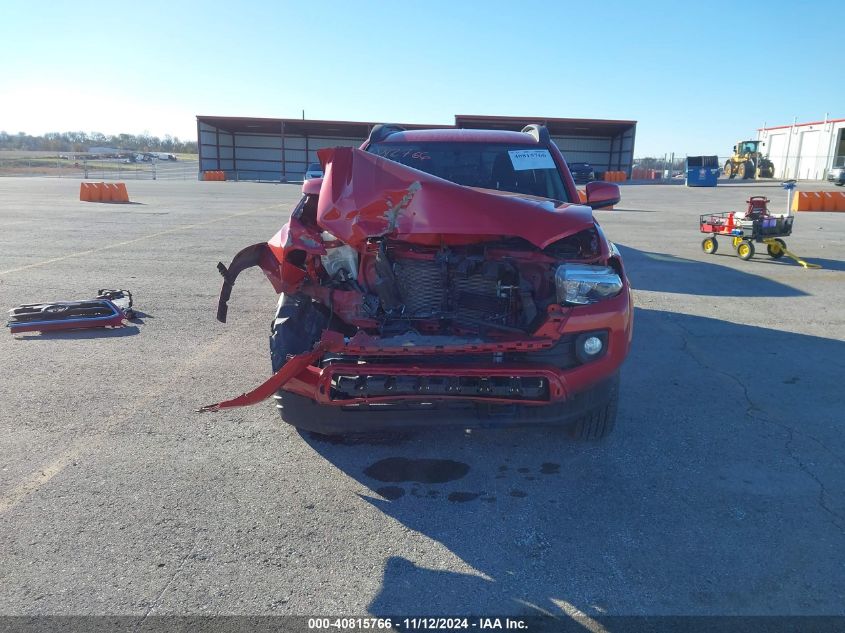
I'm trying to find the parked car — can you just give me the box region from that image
[304,162,324,180]
[827,166,845,186]
[205,124,632,439]
[150,152,176,161]
[568,162,595,184]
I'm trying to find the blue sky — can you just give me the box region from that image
[0,0,841,156]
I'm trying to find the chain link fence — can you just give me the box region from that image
[0,153,199,180]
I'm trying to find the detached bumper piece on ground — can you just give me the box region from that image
[7,289,136,334]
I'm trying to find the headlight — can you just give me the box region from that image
[555,264,623,305]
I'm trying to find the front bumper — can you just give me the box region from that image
[275,372,620,434]
[200,286,633,415]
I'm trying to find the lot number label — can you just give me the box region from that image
[508,149,555,171]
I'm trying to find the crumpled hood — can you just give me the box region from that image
[316,147,594,249]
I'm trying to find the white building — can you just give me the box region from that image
[758,117,845,180]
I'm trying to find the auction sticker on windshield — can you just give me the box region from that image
[508,149,555,171]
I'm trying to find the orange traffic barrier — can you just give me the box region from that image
[101,183,115,202]
[821,192,836,212]
[792,190,845,212]
[114,182,129,202]
[204,170,225,181]
[80,181,130,203]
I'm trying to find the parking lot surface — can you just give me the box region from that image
[0,178,843,618]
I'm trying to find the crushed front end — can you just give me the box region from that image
[202,147,632,435]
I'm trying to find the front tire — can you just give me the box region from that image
[270,294,326,372]
[724,161,734,179]
[568,375,619,441]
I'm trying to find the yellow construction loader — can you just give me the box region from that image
[723,141,775,179]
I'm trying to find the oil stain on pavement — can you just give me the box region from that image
[365,459,563,502]
[364,457,470,484]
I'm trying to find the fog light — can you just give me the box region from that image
[583,336,603,356]
[575,332,608,364]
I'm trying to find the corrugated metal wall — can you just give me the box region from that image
[199,121,365,181]
[199,120,636,181]
[552,129,634,175]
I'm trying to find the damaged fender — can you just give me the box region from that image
[215,242,277,323]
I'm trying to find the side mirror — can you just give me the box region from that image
[584,181,621,209]
[302,177,323,195]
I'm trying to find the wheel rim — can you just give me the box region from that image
[738,244,750,257]
[704,239,714,252]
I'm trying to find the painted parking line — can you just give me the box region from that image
[0,203,282,277]
[0,448,82,515]
[0,330,236,514]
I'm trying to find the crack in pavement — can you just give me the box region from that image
[0,324,250,515]
[135,535,198,626]
[784,426,845,532]
[667,314,845,535]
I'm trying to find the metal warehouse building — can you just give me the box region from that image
[757,117,845,180]
[196,114,636,182]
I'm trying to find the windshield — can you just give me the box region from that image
[368,142,569,202]
[739,141,759,153]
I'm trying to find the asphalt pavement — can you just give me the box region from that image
[0,177,843,621]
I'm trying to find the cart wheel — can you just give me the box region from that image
[737,241,755,261]
[767,239,786,259]
[701,237,718,255]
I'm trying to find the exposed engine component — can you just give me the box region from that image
[377,247,531,333]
